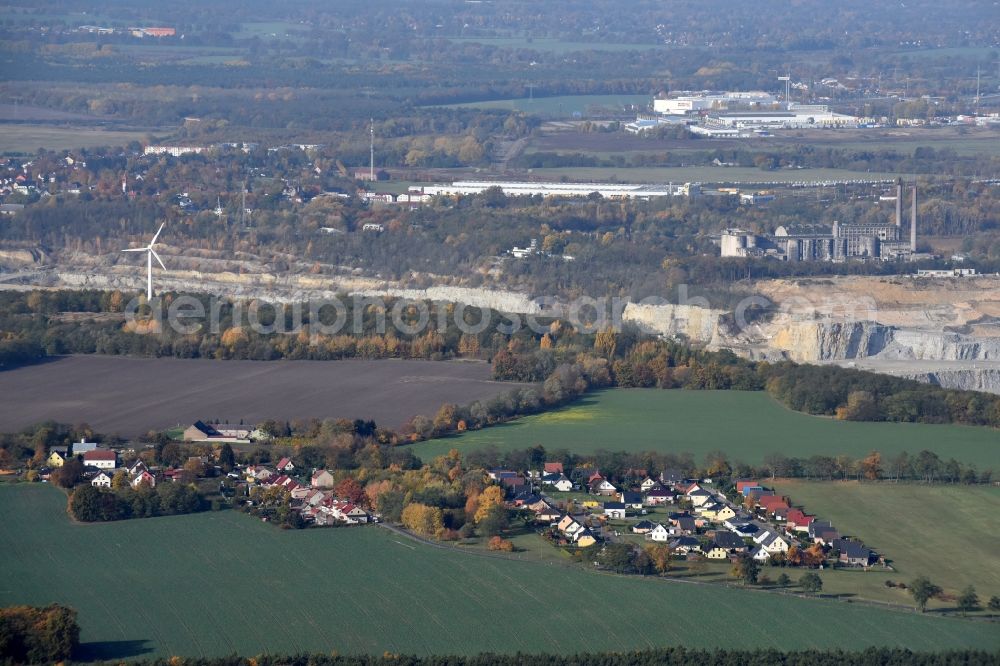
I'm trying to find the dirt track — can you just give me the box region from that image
[1,356,527,436]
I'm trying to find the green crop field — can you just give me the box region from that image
[439,94,652,115]
[771,480,1000,599]
[0,125,162,154]
[1,484,997,660]
[409,390,1000,468]
[522,166,912,184]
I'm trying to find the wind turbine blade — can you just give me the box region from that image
[150,222,165,246]
[150,249,166,270]
[122,247,146,252]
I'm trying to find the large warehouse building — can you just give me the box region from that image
[421,181,695,199]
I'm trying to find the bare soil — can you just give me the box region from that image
[0,356,526,436]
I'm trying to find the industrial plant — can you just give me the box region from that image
[720,184,922,262]
[626,88,864,135]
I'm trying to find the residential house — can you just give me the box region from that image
[704,544,732,560]
[731,522,759,538]
[644,485,675,505]
[47,447,70,468]
[83,449,117,470]
[541,473,573,492]
[761,532,791,555]
[687,488,713,507]
[543,462,564,475]
[574,529,598,548]
[528,499,561,523]
[757,495,789,515]
[619,491,643,510]
[809,521,840,545]
[489,469,518,481]
[711,531,748,552]
[311,469,335,488]
[631,520,657,534]
[603,502,627,519]
[698,502,736,522]
[647,523,672,543]
[276,457,295,472]
[557,515,586,539]
[131,470,156,488]
[660,469,685,485]
[340,504,370,524]
[91,471,113,488]
[668,536,702,556]
[127,460,148,476]
[735,480,759,494]
[834,539,873,567]
[639,477,658,492]
[750,546,771,562]
[785,509,815,532]
[511,489,540,506]
[591,479,618,496]
[501,476,526,490]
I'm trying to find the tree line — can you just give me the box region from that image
[68,483,205,522]
[0,604,79,664]
[94,648,1000,666]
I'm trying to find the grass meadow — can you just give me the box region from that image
[1,484,997,660]
[440,94,652,115]
[771,480,1000,600]
[0,125,159,154]
[409,390,1000,468]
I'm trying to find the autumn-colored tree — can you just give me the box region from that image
[401,502,443,537]
[432,403,458,435]
[643,544,673,574]
[474,485,504,523]
[365,479,394,507]
[458,334,481,357]
[594,327,617,359]
[335,477,366,505]
[111,469,129,490]
[539,333,553,350]
[487,536,514,552]
[861,450,883,480]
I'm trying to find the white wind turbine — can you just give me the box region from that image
[122,223,166,300]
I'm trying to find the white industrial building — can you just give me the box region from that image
[705,104,859,130]
[653,91,776,115]
[421,180,698,199]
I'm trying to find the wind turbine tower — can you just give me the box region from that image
[122,223,166,300]
[369,118,375,182]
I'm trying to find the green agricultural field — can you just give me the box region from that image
[0,125,163,154]
[409,390,1000,468]
[522,166,912,184]
[1,484,997,660]
[771,480,1000,600]
[440,94,652,115]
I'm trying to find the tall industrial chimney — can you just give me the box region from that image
[910,184,917,252]
[895,183,902,227]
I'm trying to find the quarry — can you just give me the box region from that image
[4,244,1000,393]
